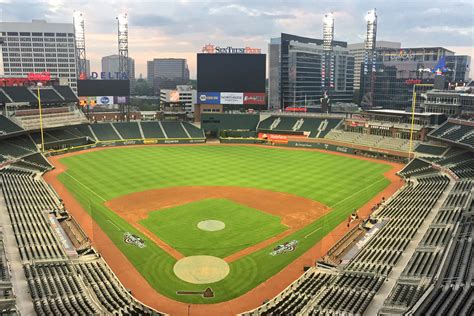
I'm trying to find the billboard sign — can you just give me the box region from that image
[198,92,220,104]
[27,72,51,81]
[116,96,127,104]
[243,92,265,105]
[170,90,180,102]
[87,72,129,80]
[220,92,243,104]
[201,44,261,54]
[77,80,130,97]
[258,133,289,143]
[96,96,114,105]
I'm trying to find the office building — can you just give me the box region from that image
[147,58,190,94]
[101,54,135,79]
[348,41,401,90]
[360,47,471,110]
[101,54,135,93]
[160,85,196,113]
[446,55,471,83]
[422,88,474,117]
[0,19,77,90]
[268,33,355,110]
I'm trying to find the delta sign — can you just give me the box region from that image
[79,72,129,80]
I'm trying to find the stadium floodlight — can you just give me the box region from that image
[117,13,129,76]
[323,12,334,52]
[364,8,377,77]
[365,9,377,23]
[364,9,377,51]
[73,11,87,79]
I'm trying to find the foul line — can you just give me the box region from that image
[107,220,122,231]
[304,227,322,239]
[331,177,387,209]
[62,171,107,202]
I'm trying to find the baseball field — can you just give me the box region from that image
[52,145,392,304]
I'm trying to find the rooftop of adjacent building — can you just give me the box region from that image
[348,41,402,50]
[378,46,456,55]
[102,55,135,61]
[270,33,348,48]
[0,19,73,32]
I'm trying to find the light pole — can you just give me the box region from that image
[37,82,45,152]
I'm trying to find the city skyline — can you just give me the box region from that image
[2,0,473,78]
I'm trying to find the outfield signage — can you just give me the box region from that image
[201,43,261,54]
[289,141,355,154]
[198,92,220,104]
[220,92,243,105]
[198,92,266,105]
[96,96,114,105]
[86,71,129,80]
[243,92,265,105]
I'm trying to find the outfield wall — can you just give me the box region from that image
[219,137,408,162]
[47,138,206,156]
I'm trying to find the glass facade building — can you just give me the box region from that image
[360,47,471,110]
[268,33,354,110]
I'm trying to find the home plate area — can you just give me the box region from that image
[173,255,230,284]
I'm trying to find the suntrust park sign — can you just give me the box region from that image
[201,44,261,54]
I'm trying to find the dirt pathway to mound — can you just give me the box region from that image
[44,144,404,315]
[106,186,330,262]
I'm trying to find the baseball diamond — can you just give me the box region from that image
[44,144,397,306]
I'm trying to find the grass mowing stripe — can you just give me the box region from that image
[331,177,387,208]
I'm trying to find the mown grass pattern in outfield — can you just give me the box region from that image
[57,145,392,303]
[140,198,287,258]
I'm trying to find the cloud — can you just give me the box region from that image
[2,0,473,78]
[132,14,176,28]
[414,26,473,37]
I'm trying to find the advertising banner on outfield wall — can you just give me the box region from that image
[220,92,243,104]
[258,133,289,143]
[198,92,220,104]
[243,92,266,105]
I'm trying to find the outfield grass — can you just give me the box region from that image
[57,145,392,303]
[140,198,287,258]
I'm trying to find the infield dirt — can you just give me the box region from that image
[105,186,330,262]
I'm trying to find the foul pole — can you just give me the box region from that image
[408,83,433,159]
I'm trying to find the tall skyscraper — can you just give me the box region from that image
[348,41,401,90]
[147,58,190,94]
[268,33,354,110]
[0,19,77,90]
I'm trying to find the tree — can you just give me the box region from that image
[134,78,152,96]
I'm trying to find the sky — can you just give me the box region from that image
[1,0,473,79]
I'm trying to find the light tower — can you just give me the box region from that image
[117,13,129,78]
[364,9,377,75]
[73,11,87,80]
[321,12,335,110]
[363,9,377,108]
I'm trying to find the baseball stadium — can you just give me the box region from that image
[0,86,472,315]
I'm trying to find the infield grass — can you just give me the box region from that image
[140,198,287,257]
[57,145,392,303]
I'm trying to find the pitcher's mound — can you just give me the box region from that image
[173,256,230,284]
[197,220,225,231]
